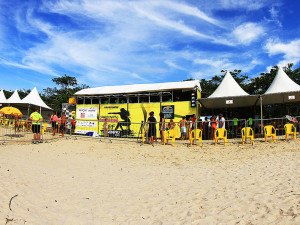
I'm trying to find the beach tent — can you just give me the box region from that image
[199,71,259,108]
[21,87,52,110]
[0,90,7,104]
[260,67,300,105]
[6,90,23,104]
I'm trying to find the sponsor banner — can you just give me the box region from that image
[161,105,174,119]
[76,121,97,128]
[76,106,98,120]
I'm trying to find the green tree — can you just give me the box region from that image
[42,75,89,114]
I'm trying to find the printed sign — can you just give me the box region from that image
[161,105,174,119]
[76,107,98,120]
[76,121,97,128]
[289,95,295,100]
[226,100,233,104]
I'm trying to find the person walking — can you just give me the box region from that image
[30,108,43,144]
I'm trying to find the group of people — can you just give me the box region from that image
[146,112,227,144]
[49,112,68,137]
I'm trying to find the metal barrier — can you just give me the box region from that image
[1,116,299,146]
[0,118,71,144]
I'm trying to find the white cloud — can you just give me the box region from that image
[264,38,300,66]
[217,0,270,11]
[232,23,265,45]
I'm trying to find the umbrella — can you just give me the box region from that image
[0,107,23,117]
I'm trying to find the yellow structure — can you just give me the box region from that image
[189,129,203,146]
[215,128,227,146]
[241,127,254,145]
[264,125,276,142]
[73,80,201,137]
[284,123,296,140]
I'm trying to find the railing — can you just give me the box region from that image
[1,116,299,146]
[0,118,70,144]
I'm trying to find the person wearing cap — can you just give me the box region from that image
[218,114,226,129]
[30,108,43,143]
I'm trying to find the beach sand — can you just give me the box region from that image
[0,138,299,224]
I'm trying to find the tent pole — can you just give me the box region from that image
[260,95,263,135]
[27,104,30,120]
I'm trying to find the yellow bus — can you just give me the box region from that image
[73,80,201,137]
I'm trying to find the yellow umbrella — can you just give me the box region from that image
[0,107,23,117]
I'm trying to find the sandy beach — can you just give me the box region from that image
[0,138,299,224]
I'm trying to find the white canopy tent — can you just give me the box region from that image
[75,80,201,95]
[21,87,52,110]
[0,90,7,104]
[261,67,300,105]
[6,90,23,104]
[199,71,259,109]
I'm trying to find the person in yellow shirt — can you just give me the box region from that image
[30,108,43,144]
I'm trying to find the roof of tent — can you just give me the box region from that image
[0,90,7,104]
[208,71,249,98]
[265,67,300,94]
[199,95,259,109]
[261,67,300,105]
[6,90,22,104]
[21,87,52,110]
[75,80,201,96]
[198,71,259,108]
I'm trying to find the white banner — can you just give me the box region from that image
[289,95,295,100]
[76,121,97,128]
[76,107,98,119]
[226,100,233,104]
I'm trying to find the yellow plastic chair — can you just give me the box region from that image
[42,123,48,135]
[264,125,276,142]
[189,129,203,146]
[241,127,254,145]
[284,123,296,140]
[215,128,227,146]
[165,128,177,146]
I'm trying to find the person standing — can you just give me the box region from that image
[203,117,209,140]
[60,113,67,137]
[178,117,187,140]
[210,115,217,140]
[30,108,43,144]
[152,111,158,143]
[159,112,166,144]
[49,112,59,136]
[147,112,156,145]
[103,118,108,137]
[218,114,226,129]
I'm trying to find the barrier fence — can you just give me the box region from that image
[0,116,299,146]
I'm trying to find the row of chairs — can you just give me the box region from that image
[141,124,297,146]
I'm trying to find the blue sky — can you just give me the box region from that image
[1,0,300,92]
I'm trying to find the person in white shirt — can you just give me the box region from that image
[218,114,226,129]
